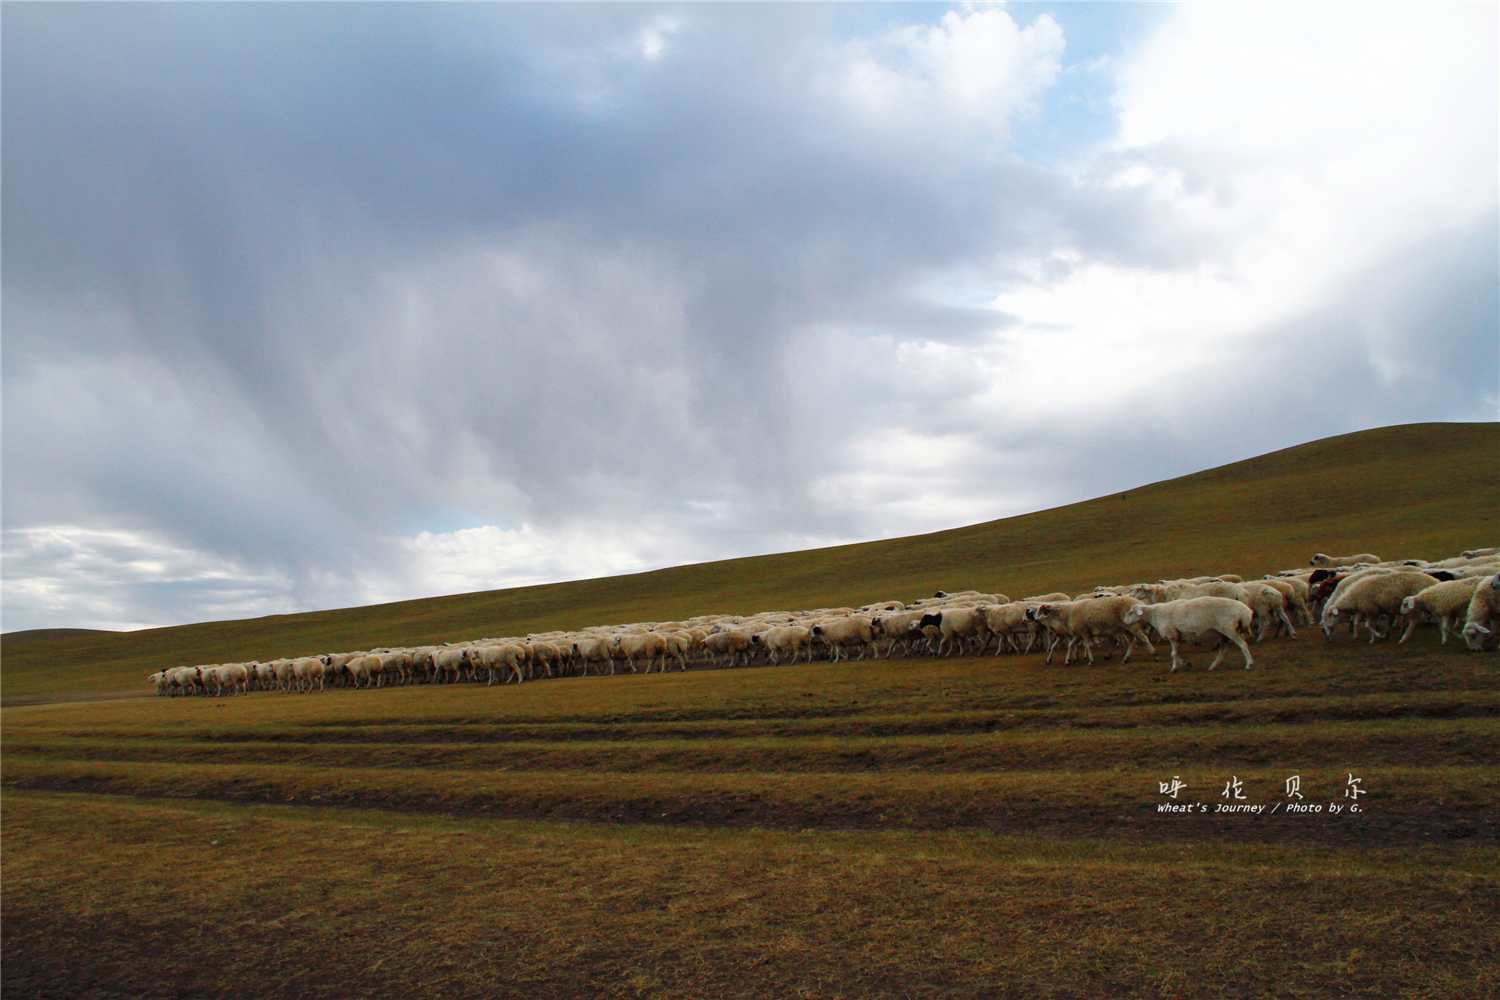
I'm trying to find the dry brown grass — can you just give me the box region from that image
[4,791,1495,1000]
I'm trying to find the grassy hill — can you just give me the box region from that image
[4,421,1495,698]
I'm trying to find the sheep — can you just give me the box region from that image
[571,637,614,675]
[287,656,326,693]
[268,658,295,692]
[614,633,667,674]
[703,629,752,669]
[1129,580,1249,609]
[210,662,250,696]
[1310,552,1381,568]
[870,610,930,658]
[345,654,384,689]
[1122,598,1254,672]
[751,625,813,665]
[1320,572,1439,642]
[1026,597,1155,666]
[1461,573,1500,651]
[981,602,1047,655]
[1259,575,1313,625]
[1238,581,1298,640]
[251,661,277,691]
[1309,566,1410,621]
[147,671,169,696]
[1462,547,1499,559]
[1399,576,1485,644]
[431,647,471,684]
[915,607,990,657]
[164,665,201,697]
[809,616,876,662]
[473,643,527,685]
[527,641,565,678]
[375,650,415,686]
[657,632,692,671]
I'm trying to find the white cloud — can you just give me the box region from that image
[836,6,1065,134]
[981,2,1498,419]
[2,526,295,632]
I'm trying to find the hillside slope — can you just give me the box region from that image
[4,421,1494,697]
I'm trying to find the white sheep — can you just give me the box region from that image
[1461,573,1500,651]
[1027,597,1155,666]
[614,633,667,674]
[345,654,384,689]
[809,616,876,662]
[915,607,990,657]
[288,656,326,692]
[1399,576,1484,644]
[980,602,1047,656]
[1238,581,1298,640]
[1259,575,1313,625]
[473,643,527,684]
[752,625,813,665]
[527,640,565,678]
[1122,598,1254,672]
[431,647,471,684]
[165,665,200,696]
[702,629,752,669]
[1320,572,1439,642]
[570,637,614,675]
[1310,552,1381,568]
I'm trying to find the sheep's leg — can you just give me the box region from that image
[1399,617,1419,643]
[1168,637,1186,673]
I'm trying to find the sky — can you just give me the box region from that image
[3,1,1496,633]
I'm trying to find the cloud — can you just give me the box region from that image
[2,3,1494,632]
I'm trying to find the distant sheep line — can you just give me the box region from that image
[148,548,1500,697]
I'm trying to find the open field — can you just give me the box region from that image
[4,422,1498,997]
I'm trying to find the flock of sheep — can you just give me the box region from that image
[149,547,1500,697]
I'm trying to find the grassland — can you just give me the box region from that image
[3,421,1495,699]
[3,422,1498,998]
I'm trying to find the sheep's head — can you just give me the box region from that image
[1122,604,1147,626]
[1463,622,1492,651]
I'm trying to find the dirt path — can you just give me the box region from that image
[1,690,153,709]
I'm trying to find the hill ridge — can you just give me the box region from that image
[2,421,1494,697]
